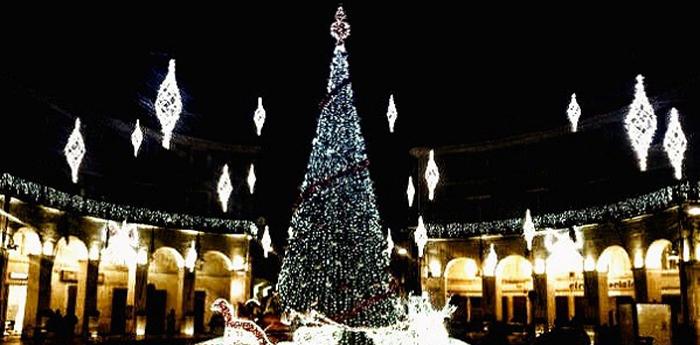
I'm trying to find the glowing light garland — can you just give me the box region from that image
[64,118,86,183]
[624,74,657,171]
[254,97,266,136]
[247,164,256,194]
[522,209,535,251]
[261,225,272,258]
[406,176,415,207]
[131,119,143,157]
[414,216,428,258]
[217,164,233,213]
[424,150,439,201]
[386,94,397,133]
[663,107,688,180]
[154,59,183,149]
[567,93,581,132]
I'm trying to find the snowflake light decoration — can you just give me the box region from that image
[567,93,581,132]
[253,97,266,136]
[261,225,272,258]
[387,94,398,133]
[154,59,183,149]
[624,74,657,171]
[330,5,350,45]
[407,176,415,207]
[131,119,143,157]
[425,150,440,200]
[414,216,428,257]
[663,107,687,180]
[386,228,394,258]
[247,164,256,194]
[64,118,86,183]
[217,164,233,213]
[523,209,536,251]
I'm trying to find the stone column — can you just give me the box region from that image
[583,270,609,325]
[22,254,42,337]
[632,267,648,303]
[0,248,9,333]
[82,258,99,336]
[35,254,55,335]
[532,273,549,326]
[482,276,497,321]
[133,262,149,337]
[181,269,195,335]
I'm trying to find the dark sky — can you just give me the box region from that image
[1,4,700,245]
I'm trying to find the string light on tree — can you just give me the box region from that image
[406,176,415,207]
[567,93,581,132]
[253,97,266,136]
[663,107,688,180]
[217,164,233,213]
[522,209,535,251]
[247,164,256,194]
[624,74,657,171]
[154,59,183,149]
[386,94,398,133]
[131,119,143,157]
[386,229,394,258]
[424,150,440,201]
[64,118,86,183]
[414,216,428,258]
[261,225,272,258]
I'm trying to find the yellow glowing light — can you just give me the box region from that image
[683,238,691,263]
[232,280,245,297]
[397,247,408,256]
[88,243,101,261]
[687,206,700,216]
[634,249,644,269]
[584,255,596,272]
[42,240,54,257]
[534,258,546,275]
[429,259,442,277]
[483,244,498,277]
[231,255,246,271]
[136,247,149,266]
[464,259,478,278]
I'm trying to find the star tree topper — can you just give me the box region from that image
[330,5,350,46]
[154,59,183,149]
[64,118,86,183]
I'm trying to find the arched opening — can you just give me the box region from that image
[596,245,635,323]
[644,239,681,307]
[194,251,232,334]
[5,227,42,335]
[51,236,89,335]
[645,239,676,270]
[146,247,184,335]
[97,246,137,335]
[496,255,533,323]
[546,238,585,322]
[444,258,482,322]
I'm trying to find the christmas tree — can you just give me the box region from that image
[277,6,397,344]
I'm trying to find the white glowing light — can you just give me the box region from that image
[567,93,582,132]
[683,238,691,263]
[634,249,644,269]
[522,209,535,251]
[136,247,148,266]
[397,247,408,256]
[250,223,258,237]
[247,164,256,194]
[231,256,246,271]
[287,226,294,240]
[101,221,139,267]
[624,74,657,171]
[261,225,272,258]
[253,97,266,136]
[330,5,350,45]
[42,240,54,257]
[89,243,101,261]
[64,118,86,183]
[131,119,143,157]
[387,94,398,133]
[429,259,442,277]
[217,164,233,213]
[406,176,415,207]
[386,229,394,258]
[414,216,428,258]
[584,255,596,272]
[154,59,183,149]
[663,107,687,180]
[687,206,700,216]
[424,150,440,201]
[185,240,197,272]
[483,244,497,277]
[463,260,478,278]
[534,258,546,275]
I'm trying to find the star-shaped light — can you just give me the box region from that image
[386,228,394,258]
[424,150,440,201]
[663,108,688,180]
[414,216,428,258]
[567,93,582,132]
[387,94,398,133]
[154,59,183,149]
[217,164,233,212]
[261,225,273,258]
[624,74,657,171]
[253,97,266,136]
[247,164,256,194]
[407,176,416,207]
[522,209,535,251]
[330,5,351,45]
[64,118,86,183]
[131,119,143,157]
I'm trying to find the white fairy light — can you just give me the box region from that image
[154,59,183,149]
[185,240,197,272]
[287,226,294,240]
[663,107,688,180]
[386,229,394,258]
[386,94,398,133]
[624,74,657,171]
[567,93,582,132]
[64,118,86,183]
[330,5,350,45]
[414,216,428,258]
[261,225,272,258]
[217,164,233,213]
[253,97,266,136]
[247,164,256,194]
[483,244,498,277]
[131,119,143,157]
[424,150,440,201]
[406,176,415,207]
[523,209,535,251]
[250,223,258,237]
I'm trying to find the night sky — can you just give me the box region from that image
[2,4,700,246]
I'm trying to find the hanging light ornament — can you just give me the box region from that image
[154,59,183,149]
[424,150,440,201]
[414,216,428,258]
[386,228,394,258]
[261,225,272,258]
[131,119,143,157]
[184,240,197,272]
[217,164,233,212]
[522,209,536,251]
[407,176,415,207]
[64,118,86,183]
[253,97,266,136]
[663,108,688,180]
[386,94,398,133]
[330,5,350,46]
[624,74,657,171]
[567,93,582,132]
[247,164,256,194]
[483,243,498,277]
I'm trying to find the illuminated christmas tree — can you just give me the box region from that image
[277,6,397,344]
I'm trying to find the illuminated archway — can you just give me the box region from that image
[148,247,185,333]
[597,245,635,299]
[496,255,533,323]
[444,258,482,322]
[645,239,674,270]
[195,251,233,333]
[644,239,680,303]
[51,236,89,335]
[5,227,42,335]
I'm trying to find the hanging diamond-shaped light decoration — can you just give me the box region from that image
[253,97,266,136]
[64,118,86,183]
[330,5,350,45]
[424,150,440,201]
[483,244,498,277]
[624,74,657,171]
[154,59,183,149]
[184,240,197,272]
[131,119,143,157]
[217,164,233,212]
[386,229,395,258]
[261,225,272,258]
[407,176,416,207]
[522,209,536,251]
[663,108,688,180]
[247,164,256,194]
[414,216,428,258]
[387,94,398,133]
[567,93,582,132]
